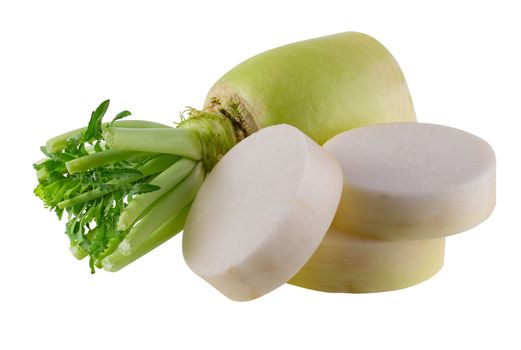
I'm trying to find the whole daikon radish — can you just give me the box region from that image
[35,32,416,272]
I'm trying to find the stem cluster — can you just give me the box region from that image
[34,100,237,272]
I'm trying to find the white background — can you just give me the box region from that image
[1,0,519,349]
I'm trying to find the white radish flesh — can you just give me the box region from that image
[324,123,496,240]
[289,227,445,293]
[183,124,342,301]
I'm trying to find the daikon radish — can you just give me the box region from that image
[182,125,342,301]
[289,227,445,293]
[34,32,415,272]
[324,123,496,240]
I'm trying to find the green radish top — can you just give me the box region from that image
[34,102,239,273]
[205,32,416,144]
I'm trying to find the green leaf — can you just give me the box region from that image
[129,183,161,196]
[84,99,110,142]
[40,145,52,158]
[32,100,180,273]
[101,168,143,179]
[94,140,103,153]
[111,110,132,125]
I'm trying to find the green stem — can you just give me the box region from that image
[178,110,238,171]
[35,160,49,180]
[105,127,202,160]
[101,204,190,272]
[69,242,88,260]
[137,154,181,175]
[58,189,107,209]
[117,157,197,231]
[57,155,179,209]
[46,120,172,154]
[38,106,241,272]
[66,150,151,174]
[93,238,121,268]
[118,162,204,255]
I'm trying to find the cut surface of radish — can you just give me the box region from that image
[324,123,496,240]
[289,226,445,293]
[183,124,342,301]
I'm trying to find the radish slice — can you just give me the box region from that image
[289,227,445,293]
[183,125,342,301]
[324,123,496,240]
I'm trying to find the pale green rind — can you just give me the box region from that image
[205,32,416,144]
[289,227,445,293]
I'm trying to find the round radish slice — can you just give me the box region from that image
[289,226,445,293]
[324,123,496,240]
[183,124,343,301]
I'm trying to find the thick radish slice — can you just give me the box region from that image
[183,124,342,301]
[289,227,445,293]
[324,123,496,240]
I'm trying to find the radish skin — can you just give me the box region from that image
[205,32,416,144]
[182,125,342,301]
[289,227,445,293]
